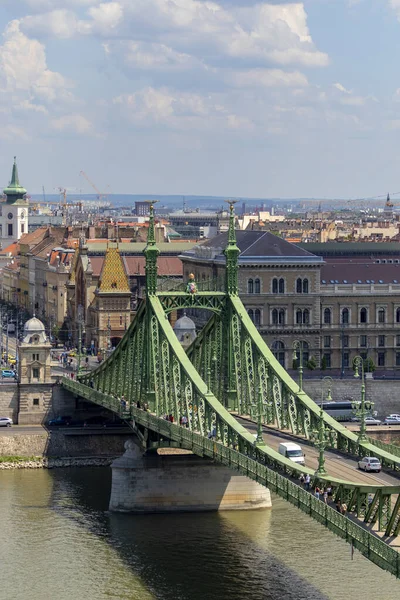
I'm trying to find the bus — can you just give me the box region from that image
[317,401,361,422]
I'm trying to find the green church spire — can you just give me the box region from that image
[143,201,160,295]
[3,157,27,203]
[224,200,240,295]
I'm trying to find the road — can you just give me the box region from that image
[237,417,400,488]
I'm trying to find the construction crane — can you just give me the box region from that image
[79,171,108,202]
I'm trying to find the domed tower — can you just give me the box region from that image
[18,317,52,424]
[173,313,197,349]
[1,157,29,249]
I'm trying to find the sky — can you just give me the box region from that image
[1,1,400,199]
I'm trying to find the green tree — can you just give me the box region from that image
[307,356,317,371]
[321,355,327,371]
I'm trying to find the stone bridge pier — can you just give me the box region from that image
[109,440,272,513]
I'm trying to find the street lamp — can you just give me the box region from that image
[321,376,333,409]
[292,340,304,392]
[311,405,329,476]
[252,387,269,446]
[352,355,373,444]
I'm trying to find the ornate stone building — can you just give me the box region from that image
[18,317,52,424]
[181,232,400,374]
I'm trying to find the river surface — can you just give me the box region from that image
[0,467,400,600]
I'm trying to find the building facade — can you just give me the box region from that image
[181,232,400,374]
[0,158,29,249]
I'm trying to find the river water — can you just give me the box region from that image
[0,467,399,600]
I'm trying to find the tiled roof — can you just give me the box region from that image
[98,247,130,292]
[321,261,400,284]
[123,256,183,276]
[199,230,317,258]
[0,242,20,256]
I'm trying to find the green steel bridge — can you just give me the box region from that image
[63,202,400,578]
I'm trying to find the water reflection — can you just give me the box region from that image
[0,467,399,600]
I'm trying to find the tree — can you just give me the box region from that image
[51,324,60,343]
[321,355,327,371]
[307,356,317,371]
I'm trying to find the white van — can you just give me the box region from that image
[278,442,305,465]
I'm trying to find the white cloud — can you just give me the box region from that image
[21,10,80,40]
[20,0,328,68]
[227,68,308,88]
[105,40,207,72]
[51,113,92,133]
[0,20,70,102]
[112,86,252,131]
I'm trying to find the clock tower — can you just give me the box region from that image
[1,157,29,249]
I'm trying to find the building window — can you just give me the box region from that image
[248,309,254,322]
[254,309,261,326]
[254,278,261,294]
[323,353,331,368]
[396,308,400,323]
[33,398,39,406]
[397,335,400,347]
[378,352,385,367]
[343,335,349,348]
[8,224,13,236]
[296,278,309,294]
[343,352,349,368]
[396,352,400,366]
[272,278,278,294]
[32,353,39,361]
[324,335,331,348]
[378,335,385,347]
[32,368,39,379]
[120,315,123,326]
[272,341,285,367]
[248,279,254,294]
[360,335,367,348]
[21,223,25,234]
[296,309,310,325]
[360,308,367,323]
[323,308,331,324]
[272,308,285,325]
[378,308,386,324]
[279,278,285,294]
[342,308,349,324]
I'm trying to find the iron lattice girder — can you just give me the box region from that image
[157,291,226,315]
[63,375,400,580]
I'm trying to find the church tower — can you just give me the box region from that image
[1,157,29,249]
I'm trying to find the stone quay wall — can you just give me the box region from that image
[303,378,400,417]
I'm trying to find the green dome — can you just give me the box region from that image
[3,157,27,202]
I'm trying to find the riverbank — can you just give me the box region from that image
[0,455,115,469]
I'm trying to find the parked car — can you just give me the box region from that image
[83,415,127,428]
[0,416,12,427]
[387,414,400,420]
[384,416,400,425]
[48,415,72,426]
[358,456,382,472]
[1,370,15,378]
[364,416,382,426]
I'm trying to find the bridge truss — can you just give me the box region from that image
[63,202,400,578]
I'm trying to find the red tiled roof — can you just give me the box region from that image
[0,242,19,256]
[123,256,183,277]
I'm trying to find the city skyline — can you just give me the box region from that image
[1,1,400,198]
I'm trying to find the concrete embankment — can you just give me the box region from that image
[0,428,134,469]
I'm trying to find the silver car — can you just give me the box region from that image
[0,417,12,427]
[358,456,382,472]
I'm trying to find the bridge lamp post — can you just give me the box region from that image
[352,356,373,444]
[253,387,269,446]
[312,405,329,477]
[292,340,304,392]
[321,376,333,409]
